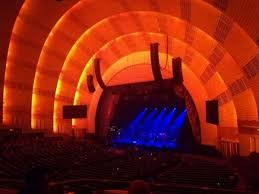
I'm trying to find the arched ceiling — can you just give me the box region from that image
[1,0,259,137]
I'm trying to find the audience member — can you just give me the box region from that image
[19,167,50,194]
[75,188,92,194]
[128,180,150,194]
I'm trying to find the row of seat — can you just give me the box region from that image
[0,134,239,193]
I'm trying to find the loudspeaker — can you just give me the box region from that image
[87,75,95,93]
[172,57,183,84]
[206,100,219,125]
[63,105,87,119]
[150,43,163,82]
[94,58,106,89]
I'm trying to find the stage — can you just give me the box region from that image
[109,107,193,150]
[96,79,198,151]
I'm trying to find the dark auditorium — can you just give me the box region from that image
[1,0,259,193]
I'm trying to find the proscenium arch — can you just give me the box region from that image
[3,2,258,136]
[73,51,237,144]
[82,51,223,145]
[95,63,202,141]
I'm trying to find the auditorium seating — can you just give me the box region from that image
[0,134,245,194]
[158,155,236,188]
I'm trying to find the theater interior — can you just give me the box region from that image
[1,0,259,193]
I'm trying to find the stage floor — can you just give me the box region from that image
[112,138,177,149]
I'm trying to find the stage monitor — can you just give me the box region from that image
[206,100,219,125]
[63,105,87,119]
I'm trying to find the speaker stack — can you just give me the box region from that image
[87,75,95,93]
[206,100,219,125]
[150,43,163,82]
[94,58,106,89]
[172,57,183,84]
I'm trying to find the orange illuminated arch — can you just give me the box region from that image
[2,0,258,145]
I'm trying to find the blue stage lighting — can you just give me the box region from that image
[151,108,167,133]
[167,109,187,139]
[128,108,148,129]
[112,107,187,149]
[160,109,176,131]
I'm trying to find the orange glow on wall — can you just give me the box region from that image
[2,0,258,147]
[3,0,28,125]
